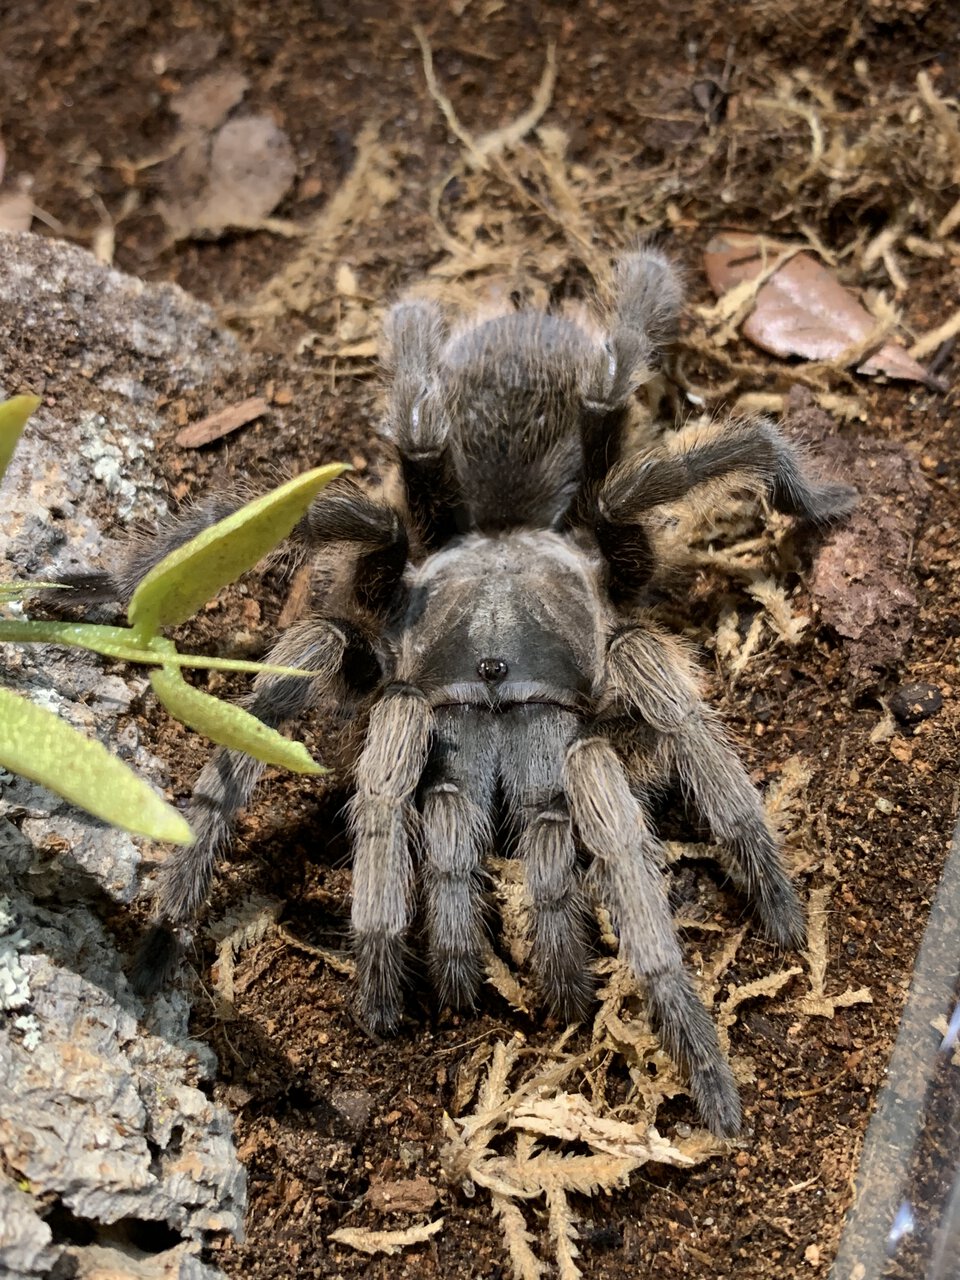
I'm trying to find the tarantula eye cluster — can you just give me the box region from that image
[79,250,855,1136]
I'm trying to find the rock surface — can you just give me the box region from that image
[0,231,244,1279]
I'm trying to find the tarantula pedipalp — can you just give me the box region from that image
[72,250,855,1137]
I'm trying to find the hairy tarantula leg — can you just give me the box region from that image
[594,417,855,604]
[131,618,378,993]
[579,249,683,490]
[565,735,741,1137]
[381,299,461,547]
[419,707,497,1011]
[499,706,594,1023]
[43,493,254,606]
[600,416,856,528]
[349,684,433,1035]
[583,248,683,413]
[605,624,805,949]
[298,476,409,615]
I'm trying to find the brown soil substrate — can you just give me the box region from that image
[2,2,959,1276]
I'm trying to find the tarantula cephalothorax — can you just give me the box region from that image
[76,250,855,1136]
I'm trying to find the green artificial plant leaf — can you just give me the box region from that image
[0,394,42,483]
[0,684,193,843]
[0,618,322,678]
[127,463,349,637]
[150,664,325,773]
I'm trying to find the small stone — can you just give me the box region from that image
[805,1242,821,1265]
[888,682,943,725]
[330,1088,374,1135]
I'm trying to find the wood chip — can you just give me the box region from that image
[366,1176,439,1215]
[175,395,268,447]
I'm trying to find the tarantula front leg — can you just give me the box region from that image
[133,617,379,992]
[48,475,409,615]
[579,248,684,488]
[46,492,253,605]
[605,624,805,948]
[565,735,741,1137]
[419,706,497,1011]
[381,299,461,547]
[499,705,594,1023]
[349,683,433,1034]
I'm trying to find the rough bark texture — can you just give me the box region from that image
[0,231,245,1279]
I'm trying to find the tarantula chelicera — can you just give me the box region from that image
[71,250,855,1136]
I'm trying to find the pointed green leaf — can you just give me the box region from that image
[0,582,69,603]
[127,463,350,636]
[150,665,325,773]
[0,619,321,678]
[0,685,193,843]
[0,395,42,483]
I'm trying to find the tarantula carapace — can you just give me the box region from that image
[78,250,855,1136]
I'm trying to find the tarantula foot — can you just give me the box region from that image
[354,930,407,1036]
[35,570,121,610]
[432,950,484,1014]
[531,913,596,1024]
[130,923,182,996]
[805,480,858,526]
[542,967,596,1027]
[755,880,807,952]
[646,970,742,1138]
[774,474,858,528]
[692,1062,743,1139]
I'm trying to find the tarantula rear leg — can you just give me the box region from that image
[499,706,594,1023]
[349,684,433,1034]
[133,617,377,993]
[419,706,497,1011]
[565,734,741,1137]
[606,624,805,949]
[600,415,856,532]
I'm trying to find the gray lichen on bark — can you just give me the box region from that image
[0,232,246,1279]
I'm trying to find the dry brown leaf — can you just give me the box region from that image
[452,1041,494,1113]
[249,121,399,320]
[365,1176,438,1215]
[546,1185,582,1280]
[277,561,313,627]
[764,756,813,835]
[718,968,803,1043]
[328,1219,444,1256]
[746,576,809,646]
[208,897,282,1006]
[799,398,927,683]
[175,395,269,448]
[704,232,931,383]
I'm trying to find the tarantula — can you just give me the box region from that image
[68,249,854,1136]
